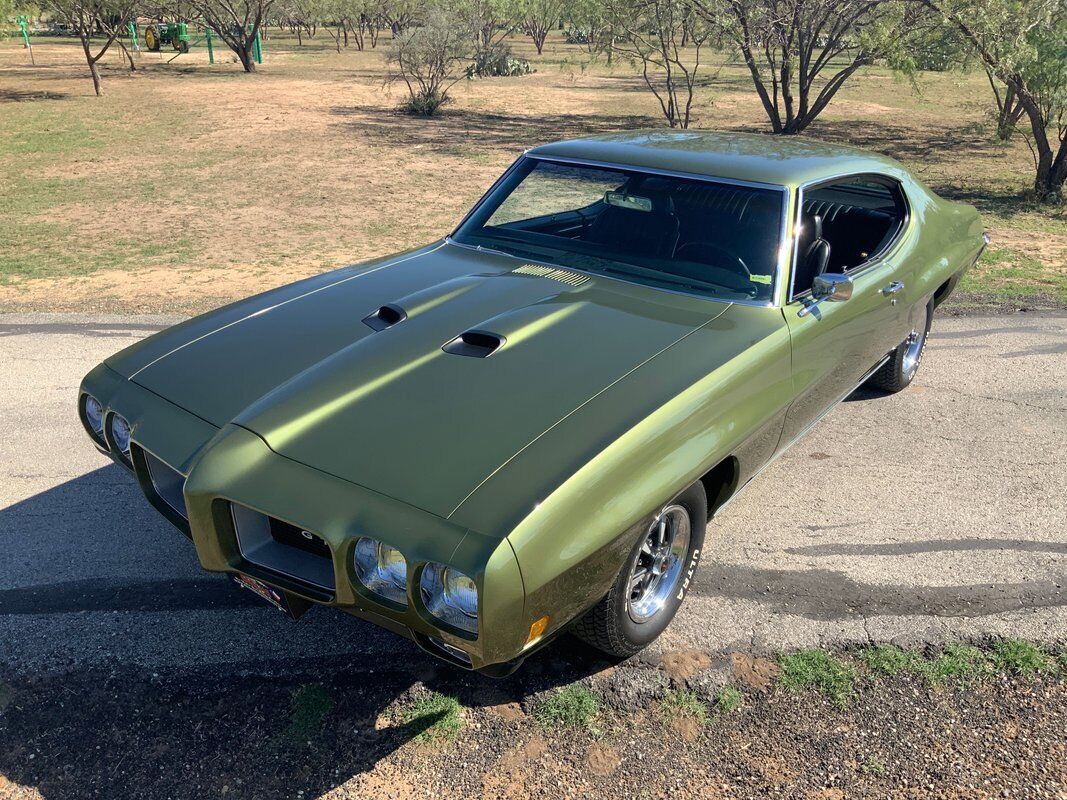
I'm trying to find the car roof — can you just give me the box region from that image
[526,130,908,189]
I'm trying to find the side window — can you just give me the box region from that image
[791,176,907,298]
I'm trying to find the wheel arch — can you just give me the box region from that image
[699,455,741,520]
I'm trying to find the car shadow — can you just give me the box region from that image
[0,466,619,799]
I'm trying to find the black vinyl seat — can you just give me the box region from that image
[793,213,831,294]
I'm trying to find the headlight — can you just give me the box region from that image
[83,395,105,436]
[420,563,478,635]
[109,413,132,459]
[353,537,408,605]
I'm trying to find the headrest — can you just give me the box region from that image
[808,213,824,241]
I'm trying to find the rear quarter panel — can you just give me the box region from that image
[901,178,985,319]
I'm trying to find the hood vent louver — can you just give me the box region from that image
[362,304,407,331]
[512,264,590,287]
[442,330,505,359]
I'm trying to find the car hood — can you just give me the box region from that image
[118,242,728,519]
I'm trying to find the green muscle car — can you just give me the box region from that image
[79,132,986,675]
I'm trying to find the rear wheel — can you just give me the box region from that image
[867,301,933,393]
[572,482,707,658]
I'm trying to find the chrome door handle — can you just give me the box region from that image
[882,281,904,296]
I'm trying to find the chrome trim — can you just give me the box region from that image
[523,153,788,191]
[451,153,791,307]
[789,172,913,303]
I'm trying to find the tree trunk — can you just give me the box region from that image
[1033,149,1066,201]
[78,31,104,96]
[239,43,256,72]
[119,40,136,71]
[996,85,1024,141]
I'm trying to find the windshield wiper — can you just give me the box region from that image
[460,234,720,296]
[585,261,720,295]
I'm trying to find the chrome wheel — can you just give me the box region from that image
[626,504,691,623]
[901,326,925,379]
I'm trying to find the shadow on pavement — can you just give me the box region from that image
[0,467,617,799]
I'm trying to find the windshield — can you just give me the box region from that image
[453,157,786,303]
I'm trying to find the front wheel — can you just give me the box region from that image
[866,301,933,393]
[571,482,707,658]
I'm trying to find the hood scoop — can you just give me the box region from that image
[362,303,407,331]
[442,330,506,358]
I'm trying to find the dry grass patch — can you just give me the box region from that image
[1,34,1063,313]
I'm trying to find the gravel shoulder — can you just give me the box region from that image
[1,645,1064,800]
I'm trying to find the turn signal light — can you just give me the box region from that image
[526,615,549,645]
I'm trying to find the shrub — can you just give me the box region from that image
[466,42,534,78]
[389,8,472,117]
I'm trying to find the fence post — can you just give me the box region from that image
[18,16,34,65]
[253,29,263,64]
[206,27,214,64]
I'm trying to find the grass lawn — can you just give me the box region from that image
[0,32,1064,313]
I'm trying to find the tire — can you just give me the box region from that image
[866,300,933,393]
[572,482,707,658]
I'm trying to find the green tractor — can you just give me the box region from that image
[144,22,190,54]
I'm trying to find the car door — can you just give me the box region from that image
[779,175,911,446]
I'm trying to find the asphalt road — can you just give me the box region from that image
[1,312,1064,679]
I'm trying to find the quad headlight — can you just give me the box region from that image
[353,537,408,605]
[420,563,478,635]
[109,413,132,460]
[83,395,105,438]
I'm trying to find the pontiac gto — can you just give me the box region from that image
[78,132,986,674]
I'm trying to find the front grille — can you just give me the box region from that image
[231,503,335,591]
[144,451,188,520]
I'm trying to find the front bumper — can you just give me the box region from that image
[79,364,530,673]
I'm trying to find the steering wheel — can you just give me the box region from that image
[675,242,752,279]
[673,241,760,295]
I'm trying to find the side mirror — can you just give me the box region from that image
[799,273,853,317]
[812,273,853,302]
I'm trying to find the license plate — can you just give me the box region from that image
[232,574,302,619]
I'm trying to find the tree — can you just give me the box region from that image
[186,0,276,72]
[389,5,473,115]
[456,0,516,51]
[517,0,562,53]
[564,0,619,61]
[686,0,926,134]
[922,0,1067,201]
[39,0,138,95]
[608,0,713,128]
